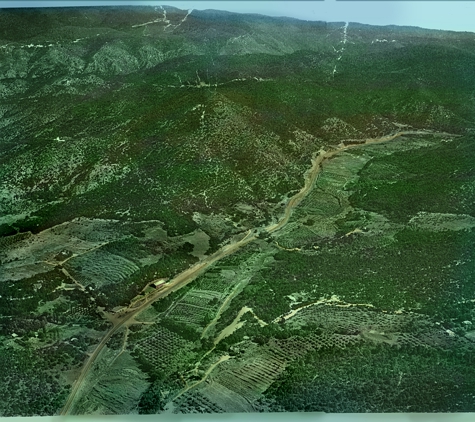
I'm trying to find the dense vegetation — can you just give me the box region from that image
[1,5,475,416]
[212,226,474,331]
[350,135,475,222]
[264,344,475,412]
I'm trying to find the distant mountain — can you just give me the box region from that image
[1,6,474,235]
[1,8,475,415]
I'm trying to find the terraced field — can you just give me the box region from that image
[1,5,475,416]
[64,249,140,288]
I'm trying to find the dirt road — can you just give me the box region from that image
[59,229,257,415]
[60,129,457,415]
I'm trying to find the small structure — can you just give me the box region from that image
[151,278,168,290]
[111,306,127,314]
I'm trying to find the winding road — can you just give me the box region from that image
[60,129,457,415]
